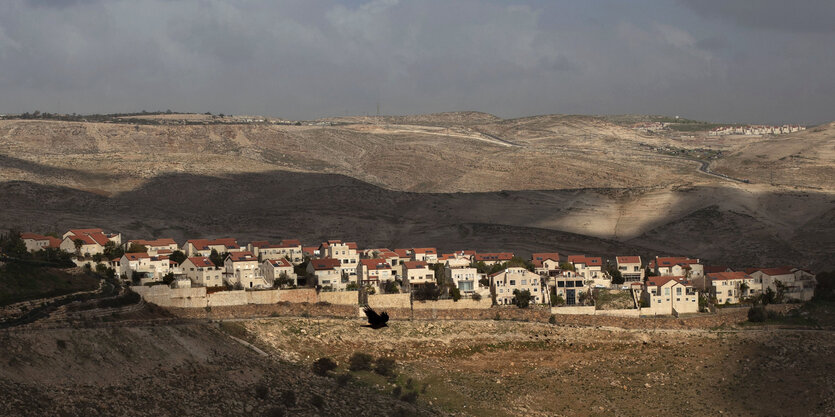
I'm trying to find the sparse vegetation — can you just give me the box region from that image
[374,357,396,377]
[312,357,338,376]
[349,352,374,372]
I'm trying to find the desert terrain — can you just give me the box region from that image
[0,113,832,270]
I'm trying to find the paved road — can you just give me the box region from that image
[691,158,749,183]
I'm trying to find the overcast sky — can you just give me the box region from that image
[1,0,833,124]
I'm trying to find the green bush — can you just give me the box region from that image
[748,306,767,322]
[548,315,556,325]
[471,293,482,301]
[254,382,269,399]
[348,352,373,372]
[336,373,352,387]
[312,357,337,376]
[450,287,461,301]
[374,357,396,377]
[392,386,402,397]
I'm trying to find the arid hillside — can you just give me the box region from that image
[0,113,832,269]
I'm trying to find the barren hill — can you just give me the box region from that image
[0,113,832,270]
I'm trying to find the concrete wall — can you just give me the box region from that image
[208,290,248,307]
[551,306,596,315]
[367,293,411,309]
[319,291,359,305]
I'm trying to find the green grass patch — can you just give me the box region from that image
[0,262,98,306]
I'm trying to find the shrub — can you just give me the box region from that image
[310,394,324,409]
[56,339,67,350]
[512,289,531,308]
[374,357,396,377]
[548,315,556,325]
[405,378,414,390]
[400,391,419,404]
[450,287,461,301]
[348,352,373,372]
[471,293,482,302]
[254,382,269,399]
[280,390,296,408]
[312,357,337,376]
[392,386,402,397]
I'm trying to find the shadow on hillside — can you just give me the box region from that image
[0,165,832,269]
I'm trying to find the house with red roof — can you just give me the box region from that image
[615,256,644,283]
[249,239,304,264]
[696,272,754,304]
[568,255,605,286]
[401,260,435,288]
[747,267,816,302]
[550,269,588,306]
[531,252,560,276]
[59,228,121,256]
[640,276,698,316]
[261,258,298,287]
[474,252,513,266]
[224,251,268,289]
[650,256,704,279]
[181,256,223,287]
[411,248,438,264]
[127,238,179,255]
[490,267,548,306]
[184,238,241,257]
[119,252,171,284]
[306,258,346,290]
[20,232,62,252]
[357,259,395,289]
[319,240,360,278]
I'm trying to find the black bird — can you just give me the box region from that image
[362,306,389,329]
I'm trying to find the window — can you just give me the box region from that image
[558,281,565,288]
[510,280,516,285]
[664,288,670,295]
[575,281,583,287]
[521,280,527,285]
[676,287,682,295]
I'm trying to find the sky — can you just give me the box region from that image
[0,0,833,124]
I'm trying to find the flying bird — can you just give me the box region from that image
[362,306,389,329]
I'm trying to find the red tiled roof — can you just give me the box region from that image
[266,258,293,267]
[346,242,358,250]
[757,266,795,276]
[302,246,318,256]
[568,255,602,266]
[280,239,301,246]
[379,251,399,258]
[226,251,257,262]
[403,261,428,269]
[360,259,391,270]
[616,256,641,264]
[532,252,560,262]
[250,240,270,247]
[394,249,410,257]
[187,257,216,268]
[475,252,513,261]
[708,271,750,281]
[412,248,437,254]
[652,257,700,268]
[124,252,150,261]
[187,238,239,250]
[310,258,341,270]
[21,232,47,240]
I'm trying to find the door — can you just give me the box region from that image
[566,289,576,306]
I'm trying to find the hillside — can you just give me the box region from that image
[0,113,832,270]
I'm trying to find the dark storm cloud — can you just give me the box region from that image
[681,0,835,33]
[0,0,832,124]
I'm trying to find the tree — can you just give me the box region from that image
[383,280,400,294]
[169,250,186,265]
[512,289,532,308]
[414,283,440,301]
[559,262,575,272]
[814,271,835,301]
[605,261,624,285]
[739,282,750,300]
[103,241,124,260]
[507,256,534,272]
[471,292,482,301]
[346,282,359,291]
[450,286,461,301]
[275,271,291,288]
[162,273,175,285]
[479,276,490,287]
[74,238,84,256]
[0,230,28,258]
[209,249,226,267]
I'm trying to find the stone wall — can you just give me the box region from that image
[367,293,411,309]
[412,299,490,310]
[207,291,247,307]
[550,306,640,318]
[246,290,281,305]
[279,288,317,303]
[318,291,359,305]
[165,303,358,320]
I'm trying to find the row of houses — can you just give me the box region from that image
[708,124,804,136]
[18,229,818,315]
